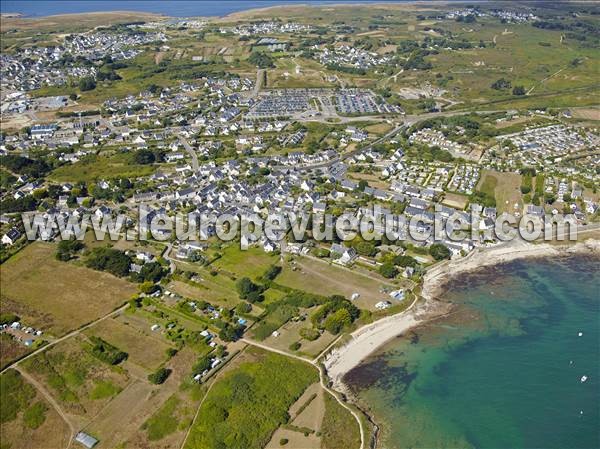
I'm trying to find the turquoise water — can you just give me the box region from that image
[346,256,600,449]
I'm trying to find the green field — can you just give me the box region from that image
[210,245,279,280]
[184,346,318,449]
[49,152,156,183]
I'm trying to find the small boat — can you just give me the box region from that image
[578,332,583,337]
[580,375,588,383]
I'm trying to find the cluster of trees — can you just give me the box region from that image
[96,69,122,82]
[133,149,165,165]
[429,243,451,261]
[1,195,38,213]
[131,262,168,283]
[89,336,128,365]
[78,76,96,91]
[1,155,50,179]
[325,64,367,76]
[86,248,132,277]
[235,277,265,303]
[470,189,496,208]
[311,295,360,335]
[55,239,85,261]
[491,78,512,90]
[248,52,275,68]
[379,254,419,278]
[218,322,243,342]
[261,265,282,283]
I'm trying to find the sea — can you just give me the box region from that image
[3,0,437,18]
[345,255,600,449]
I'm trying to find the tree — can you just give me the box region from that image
[219,323,242,342]
[78,76,96,91]
[192,355,212,375]
[133,149,156,164]
[248,52,274,68]
[299,327,320,341]
[429,243,451,261]
[236,302,252,314]
[379,262,398,279]
[393,255,418,268]
[86,248,132,277]
[324,308,352,334]
[491,78,511,90]
[235,277,263,302]
[56,238,84,261]
[355,241,377,257]
[512,86,526,96]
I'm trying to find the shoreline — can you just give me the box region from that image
[323,238,600,424]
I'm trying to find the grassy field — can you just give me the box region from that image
[84,348,199,449]
[184,346,318,449]
[0,369,71,449]
[21,335,130,418]
[209,245,279,280]
[49,152,157,183]
[478,169,523,214]
[321,392,361,449]
[84,314,174,371]
[278,257,398,311]
[0,333,30,371]
[0,242,136,336]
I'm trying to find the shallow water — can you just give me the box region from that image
[346,256,600,449]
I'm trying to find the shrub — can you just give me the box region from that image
[379,262,398,279]
[89,336,128,365]
[86,248,132,277]
[289,342,301,351]
[429,243,451,261]
[299,327,320,341]
[148,367,171,385]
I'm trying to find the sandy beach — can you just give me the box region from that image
[324,238,600,393]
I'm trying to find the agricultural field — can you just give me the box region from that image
[0,369,71,449]
[0,242,136,336]
[83,348,198,449]
[84,314,175,371]
[20,335,131,421]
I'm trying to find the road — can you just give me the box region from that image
[176,132,199,172]
[254,69,265,98]
[162,242,177,273]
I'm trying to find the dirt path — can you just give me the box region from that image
[15,366,76,448]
